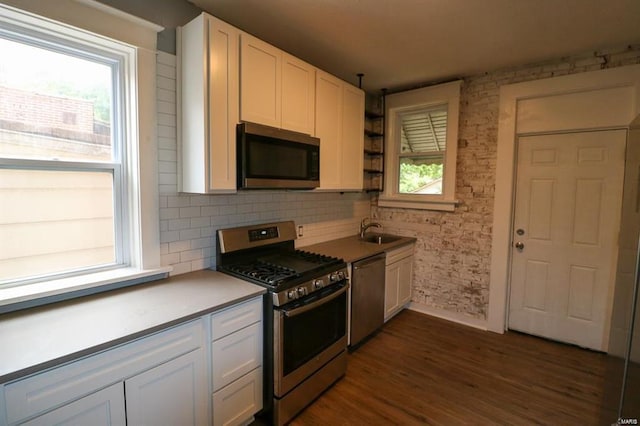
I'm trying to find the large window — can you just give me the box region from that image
[0,30,126,285]
[0,2,164,306]
[379,81,461,211]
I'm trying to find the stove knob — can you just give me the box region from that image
[313,279,325,289]
[330,272,344,282]
[287,289,298,300]
[297,287,307,297]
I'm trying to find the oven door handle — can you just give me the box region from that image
[282,283,348,318]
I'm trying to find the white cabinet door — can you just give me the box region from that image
[397,255,414,307]
[384,245,415,321]
[240,35,315,135]
[384,260,401,320]
[315,70,364,191]
[341,84,364,190]
[125,349,207,426]
[212,366,263,426]
[315,71,343,190]
[240,33,281,128]
[180,13,239,193]
[281,53,315,135]
[22,383,125,426]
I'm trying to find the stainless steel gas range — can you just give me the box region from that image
[216,221,348,425]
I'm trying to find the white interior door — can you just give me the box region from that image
[508,130,626,350]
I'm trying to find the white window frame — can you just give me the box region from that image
[379,80,462,211]
[0,1,168,310]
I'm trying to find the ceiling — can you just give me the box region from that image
[188,0,640,93]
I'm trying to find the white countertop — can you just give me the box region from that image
[0,270,265,383]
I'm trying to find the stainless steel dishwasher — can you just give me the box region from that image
[350,253,386,347]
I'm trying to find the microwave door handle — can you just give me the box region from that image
[283,284,348,318]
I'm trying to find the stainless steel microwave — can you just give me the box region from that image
[237,122,320,189]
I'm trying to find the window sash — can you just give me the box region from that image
[397,153,445,195]
[0,24,129,287]
[0,162,127,287]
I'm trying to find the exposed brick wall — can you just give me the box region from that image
[372,45,640,321]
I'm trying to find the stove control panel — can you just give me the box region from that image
[248,226,279,242]
[275,266,348,306]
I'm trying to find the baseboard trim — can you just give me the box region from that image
[407,302,489,331]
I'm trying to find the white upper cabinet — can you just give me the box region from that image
[240,34,281,128]
[281,53,316,135]
[341,84,365,189]
[240,33,316,135]
[315,71,343,190]
[180,12,363,193]
[180,13,239,193]
[315,70,364,191]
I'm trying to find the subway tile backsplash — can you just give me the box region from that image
[156,52,370,275]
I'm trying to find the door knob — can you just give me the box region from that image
[515,241,525,250]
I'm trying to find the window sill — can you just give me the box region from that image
[0,267,172,314]
[377,196,458,211]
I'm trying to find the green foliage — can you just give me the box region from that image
[399,162,443,193]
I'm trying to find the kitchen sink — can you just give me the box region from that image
[361,233,402,245]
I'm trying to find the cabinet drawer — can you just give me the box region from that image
[212,366,263,426]
[211,297,262,341]
[385,243,415,265]
[4,319,203,424]
[212,322,262,391]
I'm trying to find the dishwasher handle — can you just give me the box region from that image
[353,253,386,270]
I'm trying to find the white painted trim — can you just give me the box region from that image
[0,0,163,49]
[488,64,640,334]
[377,198,458,211]
[408,302,488,331]
[0,2,164,306]
[0,267,172,310]
[381,81,461,209]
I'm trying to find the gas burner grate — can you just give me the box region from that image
[294,250,341,264]
[226,262,300,286]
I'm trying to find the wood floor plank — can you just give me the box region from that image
[289,309,610,425]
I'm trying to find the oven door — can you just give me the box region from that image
[273,281,348,397]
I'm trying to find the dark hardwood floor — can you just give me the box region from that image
[290,309,614,425]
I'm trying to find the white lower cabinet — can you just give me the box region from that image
[125,349,207,426]
[210,297,263,426]
[3,319,204,426]
[384,244,415,322]
[21,383,125,426]
[2,296,264,426]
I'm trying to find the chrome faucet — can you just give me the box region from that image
[360,217,382,239]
